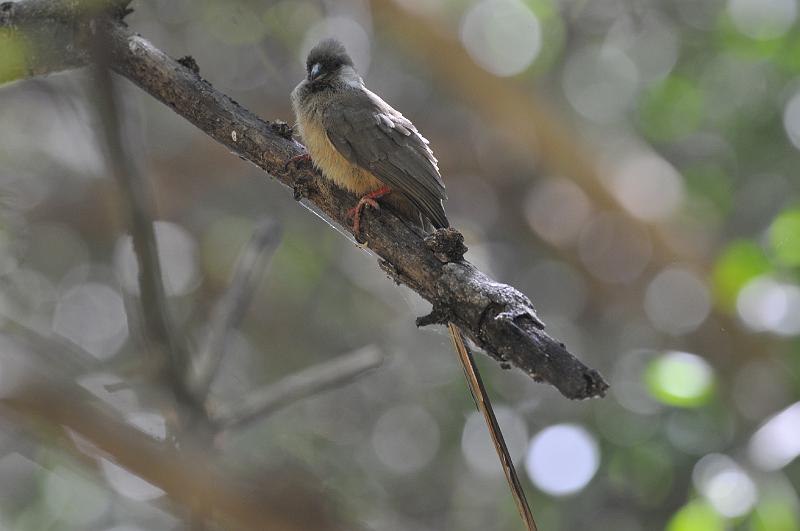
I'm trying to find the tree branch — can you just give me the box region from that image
[87,33,195,411]
[0,0,608,399]
[211,345,383,431]
[190,219,282,399]
[0,351,343,531]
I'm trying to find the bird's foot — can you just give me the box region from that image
[347,186,392,241]
[283,152,312,173]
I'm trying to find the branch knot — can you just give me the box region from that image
[270,120,294,140]
[424,227,467,263]
[416,304,452,327]
[177,55,199,74]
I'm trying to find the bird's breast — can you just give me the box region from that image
[295,105,383,195]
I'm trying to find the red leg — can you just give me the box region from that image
[347,186,392,238]
[283,152,311,172]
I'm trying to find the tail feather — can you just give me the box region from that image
[447,323,538,531]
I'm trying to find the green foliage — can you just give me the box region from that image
[711,240,772,311]
[683,165,733,215]
[773,33,800,73]
[750,497,800,531]
[521,0,565,74]
[638,76,705,142]
[645,352,715,408]
[667,501,725,531]
[769,207,800,268]
[608,444,674,506]
[715,12,792,61]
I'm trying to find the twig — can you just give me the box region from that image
[88,32,193,408]
[211,345,383,431]
[448,323,538,531]
[0,0,608,400]
[189,219,282,398]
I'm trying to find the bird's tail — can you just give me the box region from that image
[447,323,538,531]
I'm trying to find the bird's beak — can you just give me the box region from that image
[308,63,322,82]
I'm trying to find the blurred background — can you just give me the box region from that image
[1,0,800,529]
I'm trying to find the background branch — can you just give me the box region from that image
[0,0,607,399]
[0,350,342,531]
[88,39,194,415]
[211,345,383,431]
[190,219,282,399]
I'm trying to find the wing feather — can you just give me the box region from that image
[322,88,449,228]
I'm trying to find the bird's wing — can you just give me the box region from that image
[322,87,449,228]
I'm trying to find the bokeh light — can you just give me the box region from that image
[115,221,200,298]
[693,454,758,517]
[749,401,800,470]
[711,240,771,311]
[525,177,592,247]
[783,91,800,150]
[727,0,798,40]
[609,12,679,83]
[563,45,639,123]
[644,267,711,335]
[736,276,800,336]
[611,350,662,415]
[371,404,440,474]
[609,152,685,221]
[525,424,600,496]
[460,0,542,77]
[578,212,652,284]
[645,351,714,408]
[52,283,129,359]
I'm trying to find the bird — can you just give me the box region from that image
[290,38,448,238]
[290,39,538,531]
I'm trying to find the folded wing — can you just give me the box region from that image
[322,88,449,228]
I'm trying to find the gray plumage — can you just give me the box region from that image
[291,39,448,229]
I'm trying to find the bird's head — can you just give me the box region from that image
[305,38,355,85]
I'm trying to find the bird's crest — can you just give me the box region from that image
[306,38,354,71]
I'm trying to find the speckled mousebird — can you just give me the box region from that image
[290,39,448,237]
[289,39,538,530]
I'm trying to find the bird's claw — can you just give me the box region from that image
[347,197,381,242]
[346,198,380,219]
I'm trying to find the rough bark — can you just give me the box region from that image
[0,0,608,399]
